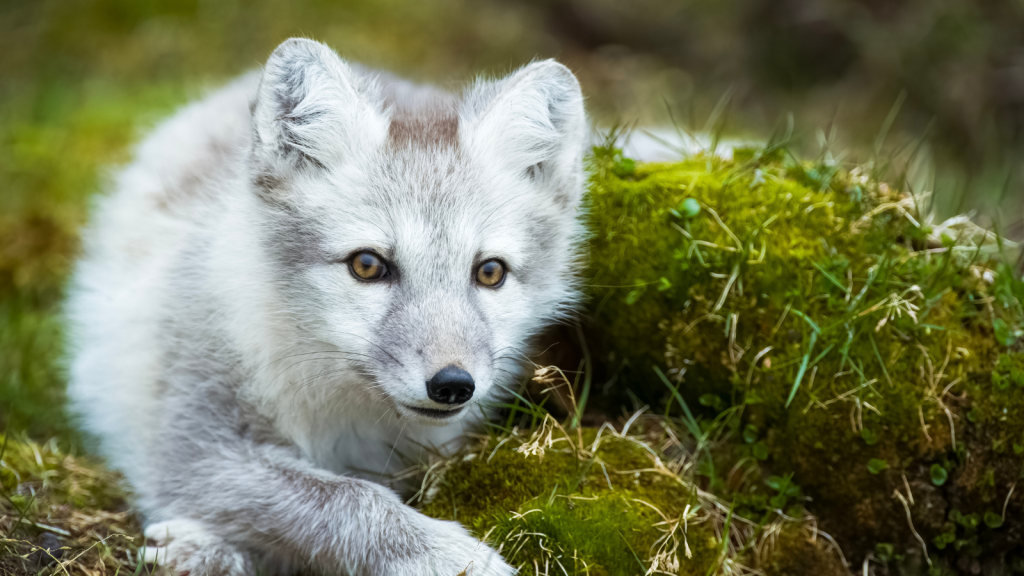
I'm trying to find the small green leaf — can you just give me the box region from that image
[752,441,769,461]
[930,463,948,486]
[875,543,895,562]
[680,198,701,218]
[860,428,878,446]
[984,511,1004,529]
[742,424,759,444]
[867,458,889,474]
[954,512,979,530]
[994,319,1018,347]
[934,531,956,550]
[967,407,980,423]
[657,277,672,291]
[744,390,765,405]
[698,393,723,410]
[625,281,646,305]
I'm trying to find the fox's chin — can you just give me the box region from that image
[396,403,467,425]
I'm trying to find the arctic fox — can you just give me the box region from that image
[66,38,587,575]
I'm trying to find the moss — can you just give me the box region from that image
[759,528,851,576]
[419,422,845,575]
[583,145,1024,567]
[991,352,1024,390]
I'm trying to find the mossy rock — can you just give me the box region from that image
[582,145,1024,568]
[419,421,846,575]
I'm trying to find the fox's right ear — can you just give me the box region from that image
[250,38,388,177]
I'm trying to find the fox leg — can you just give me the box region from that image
[143,391,513,576]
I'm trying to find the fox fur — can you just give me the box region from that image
[66,38,587,575]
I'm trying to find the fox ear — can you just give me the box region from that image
[462,60,588,207]
[251,38,388,174]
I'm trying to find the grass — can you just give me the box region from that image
[580,143,1024,573]
[0,433,142,576]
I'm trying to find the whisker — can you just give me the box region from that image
[312,336,404,367]
[379,422,407,481]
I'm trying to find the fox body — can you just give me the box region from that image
[66,38,587,575]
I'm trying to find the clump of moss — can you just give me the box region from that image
[418,415,846,575]
[0,434,141,576]
[583,144,1024,567]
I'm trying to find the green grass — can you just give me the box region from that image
[0,433,141,576]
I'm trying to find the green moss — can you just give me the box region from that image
[419,422,845,575]
[992,352,1024,390]
[583,145,1024,566]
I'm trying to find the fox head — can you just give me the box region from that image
[244,39,587,427]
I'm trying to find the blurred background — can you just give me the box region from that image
[3,0,1024,440]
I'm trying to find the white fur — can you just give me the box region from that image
[67,38,586,575]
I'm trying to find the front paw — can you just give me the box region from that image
[396,518,514,576]
[142,519,253,576]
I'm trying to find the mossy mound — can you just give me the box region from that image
[419,418,846,575]
[0,434,142,575]
[583,145,1024,570]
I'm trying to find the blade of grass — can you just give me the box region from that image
[504,396,521,430]
[869,332,893,387]
[812,262,851,294]
[786,332,818,408]
[707,505,734,576]
[874,90,907,156]
[810,343,836,367]
[654,365,702,440]
[617,530,648,573]
[571,324,593,429]
[791,309,821,334]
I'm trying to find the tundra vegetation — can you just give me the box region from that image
[3,136,1023,575]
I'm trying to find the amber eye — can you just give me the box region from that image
[350,251,388,281]
[476,259,506,288]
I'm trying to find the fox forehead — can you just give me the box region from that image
[290,145,544,273]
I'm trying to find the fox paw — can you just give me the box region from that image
[395,517,514,576]
[142,519,253,576]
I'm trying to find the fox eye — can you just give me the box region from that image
[349,251,388,281]
[476,259,506,288]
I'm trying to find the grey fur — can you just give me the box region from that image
[66,38,587,576]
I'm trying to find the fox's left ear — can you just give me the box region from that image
[461,60,587,207]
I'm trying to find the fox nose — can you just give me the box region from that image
[426,365,475,405]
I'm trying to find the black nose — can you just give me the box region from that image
[426,365,475,405]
